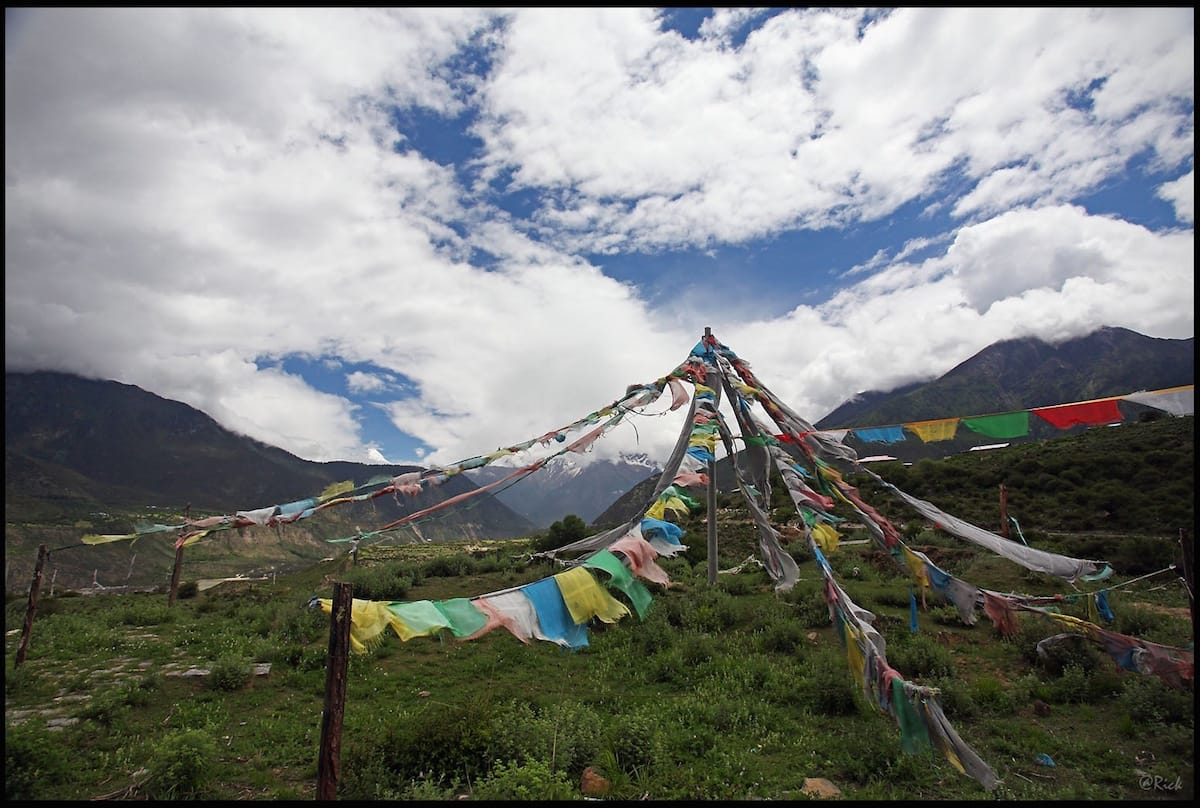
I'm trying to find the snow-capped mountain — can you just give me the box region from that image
[463,451,661,528]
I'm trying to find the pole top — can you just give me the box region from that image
[704,326,712,337]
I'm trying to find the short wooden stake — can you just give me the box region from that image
[317,582,352,800]
[168,541,185,607]
[16,544,48,667]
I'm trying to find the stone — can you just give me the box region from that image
[580,766,611,797]
[801,777,841,799]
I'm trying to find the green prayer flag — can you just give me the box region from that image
[583,550,654,619]
[960,411,1030,439]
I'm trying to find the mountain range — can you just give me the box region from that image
[463,452,661,528]
[5,325,1193,590]
[591,326,1193,527]
[5,372,537,591]
[811,326,1193,464]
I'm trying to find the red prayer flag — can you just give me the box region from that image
[1031,398,1124,429]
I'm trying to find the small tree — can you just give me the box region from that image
[535,514,589,552]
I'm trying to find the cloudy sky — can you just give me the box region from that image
[5,7,1194,471]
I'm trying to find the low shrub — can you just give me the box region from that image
[358,697,497,786]
[799,653,859,716]
[77,685,134,727]
[341,565,412,602]
[784,589,832,629]
[1120,674,1194,726]
[471,759,577,801]
[5,721,71,800]
[929,675,979,719]
[208,654,252,692]
[1114,604,1164,638]
[142,729,219,800]
[759,620,806,655]
[604,708,665,774]
[969,675,1014,714]
[885,633,954,679]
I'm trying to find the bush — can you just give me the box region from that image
[1048,664,1090,705]
[1114,604,1164,638]
[969,675,1014,714]
[110,600,176,627]
[5,721,71,800]
[477,698,601,780]
[800,652,859,716]
[176,580,199,600]
[357,697,496,786]
[471,759,577,801]
[632,610,674,656]
[929,676,979,720]
[886,633,954,680]
[605,708,665,773]
[646,649,689,687]
[77,685,134,727]
[422,555,475,578]
[142,729,219,799]
[208,654,252,691]
[342,565,412,601]
[783,588,831,629]
[759,620,806,655]
[1120,674,1194,726]
[277,605,327,645]
[533,515,589,553]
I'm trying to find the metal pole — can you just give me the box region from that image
[318,582,352,800]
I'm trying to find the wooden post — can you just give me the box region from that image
[1180,528,1194,643]
[999,483,1009,539]
[168,541,185,607]
[16,544,48,667]
[707,458,718,585]
[317,582,352,800]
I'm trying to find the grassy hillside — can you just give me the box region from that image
[5,418,1194,801]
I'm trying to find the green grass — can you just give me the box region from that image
[5,532,1193,802]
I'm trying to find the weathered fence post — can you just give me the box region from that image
[16,544,48,667]
[168,540,186,607]
[999,484,1009,539]
[317,582,352,800]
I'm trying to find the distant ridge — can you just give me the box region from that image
[816,326,1193,429]
[5,371,536,575]
[593,326,1193,526]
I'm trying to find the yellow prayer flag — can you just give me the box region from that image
[553,566,631,625]
[812,522,841,554]
[318,480,356,502]
[905,418,960,443]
